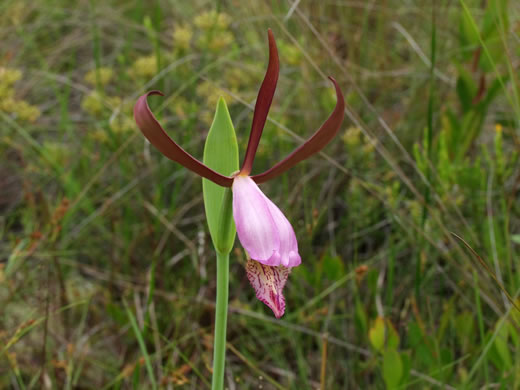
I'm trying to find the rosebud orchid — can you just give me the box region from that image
[134,30,344,318]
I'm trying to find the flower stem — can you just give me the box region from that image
[211,250,229,390]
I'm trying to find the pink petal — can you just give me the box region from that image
[246,259,290,318]
[232,176,280,264]
[261,194,301,267]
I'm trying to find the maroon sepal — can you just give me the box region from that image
[240,28,280,176]
[134,91,234,187]
[252,77,345,184]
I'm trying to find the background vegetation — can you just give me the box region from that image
[1,0,520,388]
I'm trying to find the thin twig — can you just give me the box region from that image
[320,333,328,390]
[40,261,51,387]
[451,232,520,313]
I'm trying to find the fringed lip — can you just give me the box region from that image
[246,260,290,318]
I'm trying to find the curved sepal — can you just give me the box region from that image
[240,29,280,175]
[252,77,345,183]
[134,91,234,187]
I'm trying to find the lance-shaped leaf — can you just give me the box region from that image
[245,259,290,318]
[252,77,345,184]
[134,91,233,187]
[202,98,239,254]
[240,28,279,175]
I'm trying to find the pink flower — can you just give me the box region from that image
[133,29,345,317]
[232,175,301,268]
[232,175,300,318]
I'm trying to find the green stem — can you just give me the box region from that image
[211,251,229,390]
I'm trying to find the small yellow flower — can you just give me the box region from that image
[90,128,109,143]
[194,11,231,30]
[362,142,374,154]
[495,123,503,133]
[1,97,40,122]
[212,31,233,51]
[81,91,105,116]
[4,2,27,26]
[216,13,232,29]
[0,97,17,113]
[109,115,135,134]
[200,110,215,126]
[106,96,123,109]
[128,56,157,80]
[342,126,362,147]
[196,30,234,52]
[196,81,233,108]
[15,101,41,122]
[173,25,193,51]
[0,84,12,100]
[84,67,114,87]
[224,67,253,89]
[172,96,190,120]
[0,67,22,87]
[279,42,302,66]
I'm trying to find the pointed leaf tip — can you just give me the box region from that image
[252,77,345,183]
[202,98,239,253]
[133,91,233,187]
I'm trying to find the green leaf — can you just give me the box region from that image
[369,316,385,352]
[407,321,423,347]
[354,295,368,335]
[459,6,479,50]
[382,348,403,389]
[454,311,475,352]
[400,352,411,385]
[123,299,157,390]
[323,255,344,280]
[385,319,400,349]
[202,98,239,254]
[455,65,477,112]
[481,0,509,40]
[494,321,512,369]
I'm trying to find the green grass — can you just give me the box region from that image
[1,0,520,388]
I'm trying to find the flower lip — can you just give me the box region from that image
[246,259,289,318]
[134,91,234,187]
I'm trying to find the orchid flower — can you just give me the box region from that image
[134,29,344,318]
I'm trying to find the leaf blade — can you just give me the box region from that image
[203,98,239,254]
